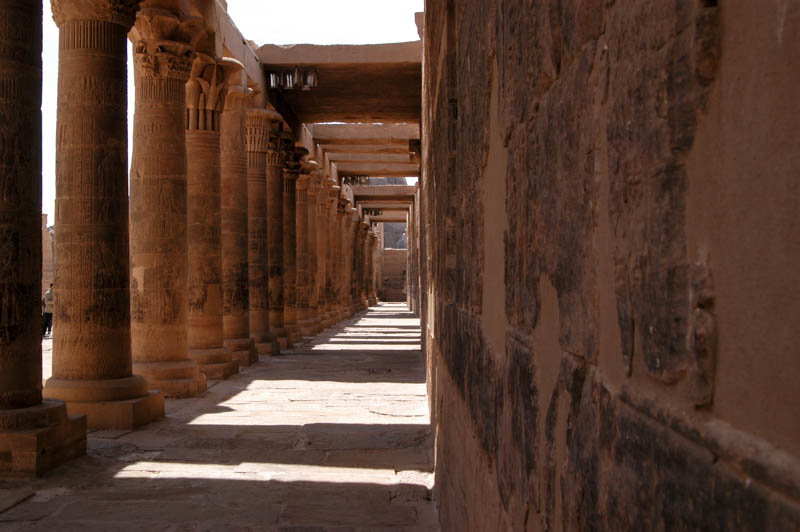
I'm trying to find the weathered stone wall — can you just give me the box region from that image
[381,248,407,302]
[421,1,800,530]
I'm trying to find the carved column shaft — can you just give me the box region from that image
[0,0,86,475]
[266,132,286,341]
[185,56,241,378]
[0,0,42,411]
[246,109,280,355]
[326,186,341,321]
[307,174,322,331]
[282,147,302,342]
[314,181,328,325]
[221,88,257,366]
[295,169,312,334]
[44,0,164,429]
[129,10,205,397]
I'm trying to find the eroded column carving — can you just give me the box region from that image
[296,160,321,336]
[368,232,379,305]
[44,0,165,429]
[307,170,324,333]
[282,145,303,343]
[246,109,280,355]
[185,54,242,379]
[267,127,288,346]
[221,82,257,366]
[314,178,330,329]
[0,0,86,475]
[324,182,341,325]
[129,8,206,398]
[346,208,358,314]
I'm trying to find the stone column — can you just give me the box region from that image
[267,127,288,347]
[369,232,379,305]
[359,222,371,309]
[221,81,257,366]
[0,0,86,475]
[314,178,330,329]
[352,219,362,313]
[246,109,280,355]
[282,144,303,343]
[185,55,242,378]
[335,200,350,320]
[307,171,324,333]
[129,8,206,398]
[44,0,164,429]
[295,159,314,336]
[346,207,358,315]
[324,182,341,326]
[331,202,344,321]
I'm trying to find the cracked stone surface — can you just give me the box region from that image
[4,303,437,530]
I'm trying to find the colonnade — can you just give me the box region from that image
[0,0,381,475]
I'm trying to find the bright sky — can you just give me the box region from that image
[40,0,423,221]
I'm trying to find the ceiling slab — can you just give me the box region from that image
[258,43,422,123]
[337,162,419,177]
[356,201,412,209]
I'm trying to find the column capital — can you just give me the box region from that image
[187,55,243,131]
[223,85,252,112]
[329,182,341,200]
[131,10,206,82]
[246,108,282,151]
[52,0,141,28]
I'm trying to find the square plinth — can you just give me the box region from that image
[255,341,280,357]
[277,337,292,350]
[0,414,86,477]
[65,391,164,430]
[200,360,239,380]
[231,349,258,367]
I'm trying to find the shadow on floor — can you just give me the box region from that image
[8,303,438,530]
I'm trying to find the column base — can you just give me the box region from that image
[297,319,316,338]
[43,375,164,430]
[309,313,323,334]
[368,297,378,306]
[133,361,207,398]
[225,337,258,367]
[271,327,292,350]
[0,400,86,476]
[189,347,240,380]
[277,336,292,350]
[253,333,280,356]
[62,392,164,431]
[285,323,301,344]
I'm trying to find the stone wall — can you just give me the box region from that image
[381,248,407,302]
[421,1,800,530]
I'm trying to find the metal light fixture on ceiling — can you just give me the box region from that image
[267,72,282,88]
[282,69,296,89]
[265,67,319,91]
[301,68,318,90]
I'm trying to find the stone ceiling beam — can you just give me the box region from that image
[355,201,412,209]
[336,162,419,177]
[351,185,416,198]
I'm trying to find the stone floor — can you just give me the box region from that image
[1,303,438,531]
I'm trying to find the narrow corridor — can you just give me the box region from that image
[0,304,438,530]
